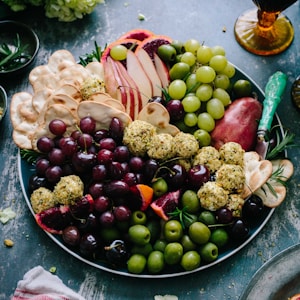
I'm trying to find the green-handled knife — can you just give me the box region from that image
[255,71,287,159]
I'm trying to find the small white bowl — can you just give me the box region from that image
[0,85,7,122]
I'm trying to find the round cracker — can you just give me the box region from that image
[77,100,132,130]
[29,65,52,86]
[88,92,126,112]
[254,184,286,208]
[47,50,76,73]
[85,61,105,81]
[55,84,82,102]
[32,88,53,114]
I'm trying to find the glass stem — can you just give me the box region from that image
[257,10,279,30]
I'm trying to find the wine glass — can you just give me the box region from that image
[234,0,297,56]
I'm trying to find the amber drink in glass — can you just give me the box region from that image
[234,0,297,55]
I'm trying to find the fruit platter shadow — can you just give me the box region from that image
[18,64,284,278]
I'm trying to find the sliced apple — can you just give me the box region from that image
[114,60,143,120]
[135,48,162,97]
[154,53,170,90]
[126,50,152,108]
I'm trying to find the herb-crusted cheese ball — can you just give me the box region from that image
[30,187,56,214]
[226,194,244,218]
[53,175,84,205]
[219,142,244,166]
[123,120,157,157]
[193,146,222,173]
[197,181,228,211]
[172,132,199,158]
[215,164,245,193]
[147,133,175,160]
[80,77,106,100]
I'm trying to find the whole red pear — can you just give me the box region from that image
[210,97,262,151]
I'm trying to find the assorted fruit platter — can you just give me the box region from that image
[12,29,294,277]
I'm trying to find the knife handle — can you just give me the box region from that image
[258,71,287,132]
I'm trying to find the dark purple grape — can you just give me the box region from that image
[97,149,114,165]
[71,130,81,141]
[77,133,93,150]
[113,205,131,222]
[109,117,124,142]
[242,195,264,220]
[143,158,159,182]
[62,225,81,246]
[35,158,50,176]
[79,233,100,258]
[105,239,128,267]
[94,129,109,143]
[104,180,130,198]
[87,144,98,154]
[48,148,65,166]
[59,137,77,157]
[49,119,67,136]
[148,96,167,106]
[72,151,97,173]
[28,175,49,192]
[166,99,184,122]
[230,219,249,241]
[92,164,107,182]
[88,182,104,198]
[122,172,138,186]
[108,161,125,180]
[129,156,144,173]
[99,211,115,228]
[37,136,55,153]
[94,195,111,213]
[165,164,187,189]
[99,137,116,151]
[45,165,63,183]
[78,213,99,233]
[113,145,130,162]
[216,207,233,224]
[80,116,96,134]
[120,162,130,174]
[187,164,210,189]
[62,164,74,176]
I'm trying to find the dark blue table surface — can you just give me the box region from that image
[0,1,299,299]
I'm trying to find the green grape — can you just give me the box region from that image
[206,98,225,119]
[209,55,228,72]
[169,62,190,80]
[211,45,226,56]
[168,79,187,99]
[180,51,196,67]
[186,73,200,92]
[110,45,128,61]
[184,39,201,55]
[219,62,236,78]
[212,88,231,106]
[196,66,216,83]
[196,84,213,102]
[184,112,198,127]
[197,112,215,132]
[214,74,230,90]
[182,94,201,113]
[194,129,211,147]
[196,45,213,64]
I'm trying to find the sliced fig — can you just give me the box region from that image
[35,205,72,234]
[150,190,180,221]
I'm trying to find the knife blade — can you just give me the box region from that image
[255,71,287,159]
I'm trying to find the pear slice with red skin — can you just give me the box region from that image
[135,47,162,97]
[114,60,143,120]
[153,53,170,90]
[126,49,152,108]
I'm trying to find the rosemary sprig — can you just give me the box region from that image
[20,149,41,165]
[266,127,296,160]
[79,41,103,66]
[168,207,196,230]
[0,34,31,71]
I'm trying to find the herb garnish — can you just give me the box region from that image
[0,34,32,71]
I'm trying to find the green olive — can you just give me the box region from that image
[130,210,147,225]
[164,242,183,265]
[188,221,211,245]
[210,228,229,248]
[157,44,177,63]
[199,242,218,262]
[147,250,165,274]
[128,224,151,246]
[127,254,147,274]
[180,250,201,271]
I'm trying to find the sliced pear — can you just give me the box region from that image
[154,52,170,89]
